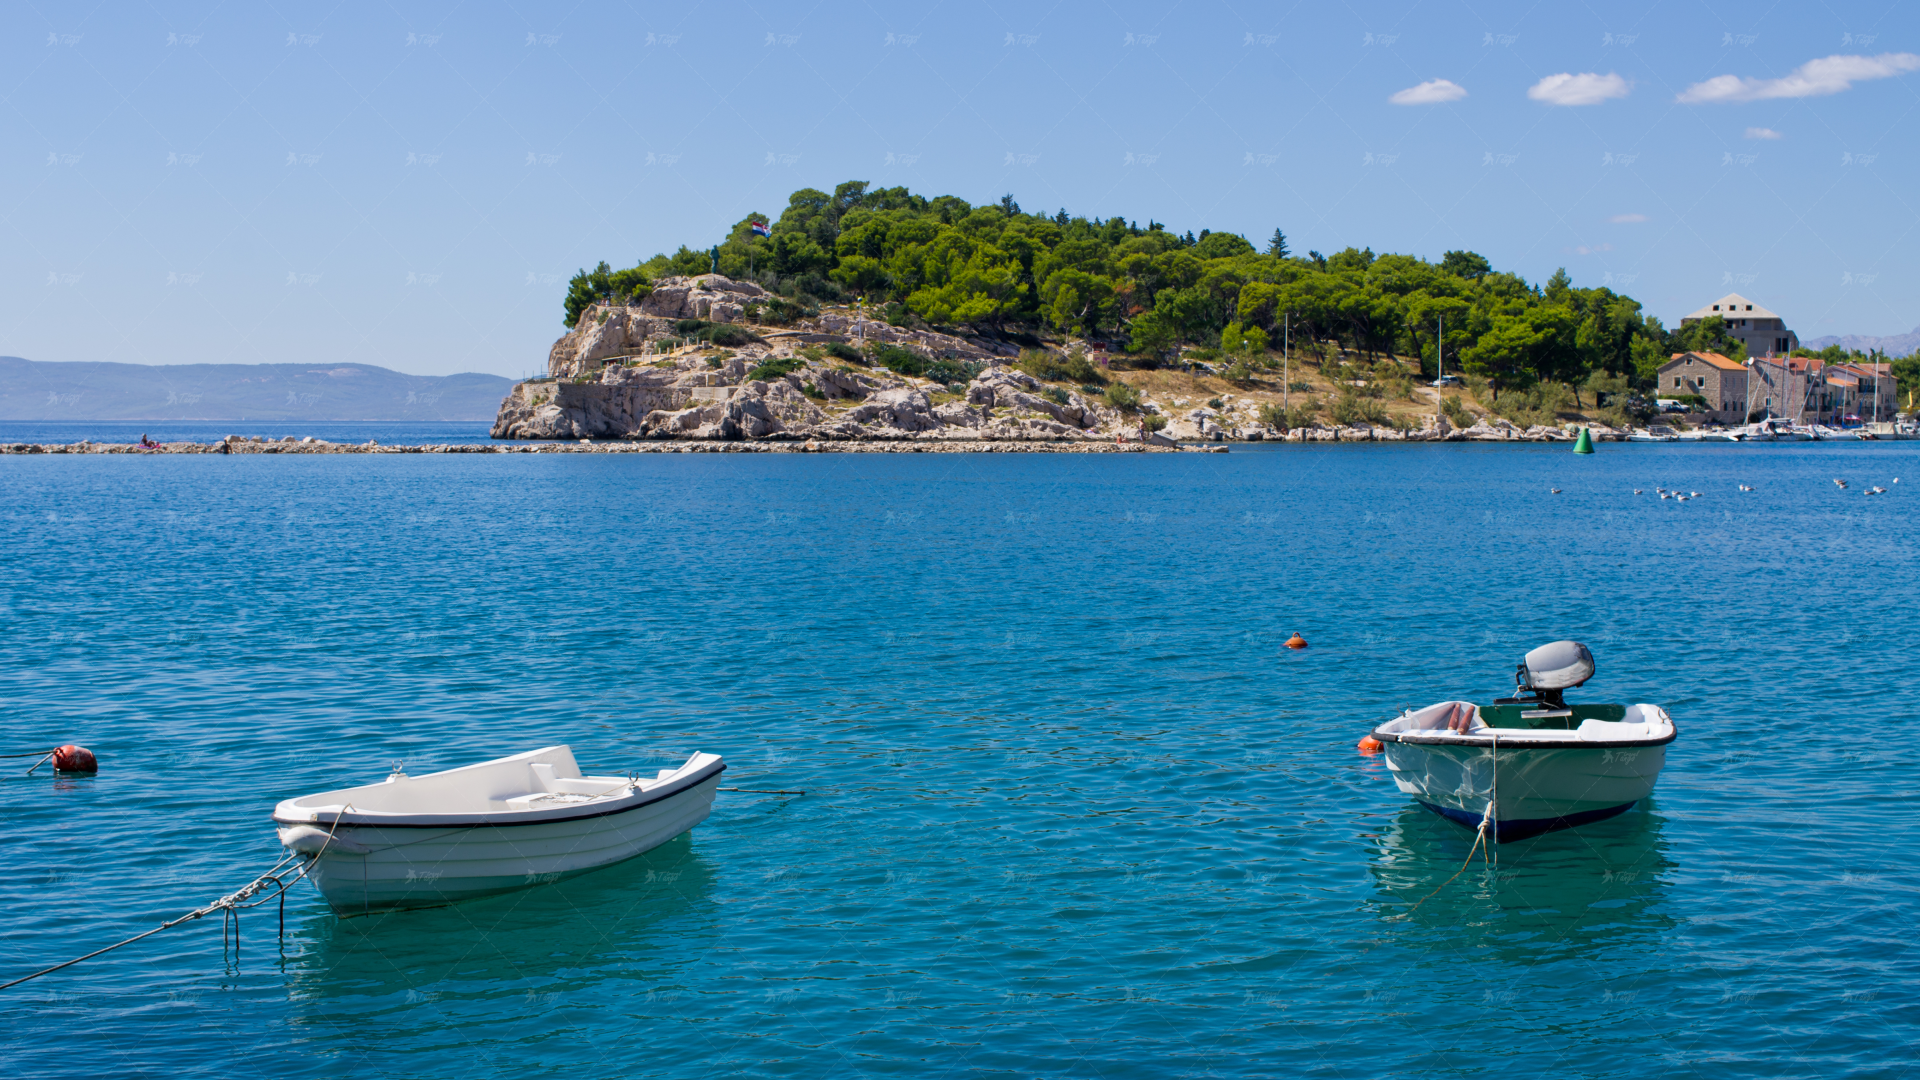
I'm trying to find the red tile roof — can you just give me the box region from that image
[1669,351,1746,372]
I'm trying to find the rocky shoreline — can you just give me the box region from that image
[1,422,1622,457]
[1,435,1197,455]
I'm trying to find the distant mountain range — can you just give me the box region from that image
[1802,325,1920,358]
[0,358,514,421]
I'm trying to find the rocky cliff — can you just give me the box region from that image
[499,273,1123,442]
[496,274,1593,445]
[493,351,1123,442]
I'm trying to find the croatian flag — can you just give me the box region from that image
[750,220,771,237]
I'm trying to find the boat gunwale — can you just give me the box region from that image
[1370,729,1676,750]
[272,759,726,829]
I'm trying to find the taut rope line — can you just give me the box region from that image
[0,810,353,991]
[0,854,312,991]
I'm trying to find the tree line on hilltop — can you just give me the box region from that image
[563,181,1907,404]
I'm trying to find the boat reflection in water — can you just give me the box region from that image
[1365,801,1677,958]
[283,833,717,1020]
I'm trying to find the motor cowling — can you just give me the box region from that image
[1521,641,1595,690]
[1506,641,1595,708]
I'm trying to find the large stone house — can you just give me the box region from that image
[1656,351,1749,422]
[1679,294,1799,357]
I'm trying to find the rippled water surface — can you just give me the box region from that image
[2,442,1915,1078]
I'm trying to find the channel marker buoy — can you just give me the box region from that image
[1573,428,1594,454]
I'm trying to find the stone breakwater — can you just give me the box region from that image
[1,436,1205,455]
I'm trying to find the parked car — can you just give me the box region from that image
[1432,375,1464,387]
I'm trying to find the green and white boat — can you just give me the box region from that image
[1367,642,1676,842]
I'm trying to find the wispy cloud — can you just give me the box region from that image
[1528,72,1630,106]
[1389,79,1467,105]
[1679,53,1920,103]
[1744,127,1783,140]
[1609,213,1648,223]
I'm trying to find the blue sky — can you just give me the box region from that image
[4,2,1915,376]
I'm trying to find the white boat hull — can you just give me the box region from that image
[274,747,724,913]
[1370,701,1674,842]
[1380,740,1665,841]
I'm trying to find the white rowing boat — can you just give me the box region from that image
[1366,642,1674,842]
[273,746,724,913]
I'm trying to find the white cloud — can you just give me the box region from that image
[1389,79,1467,105]
[1609,213,1648,223]
[1527,72,1630,106]
[1744,127,1783,139]
[1679,53,1920,103]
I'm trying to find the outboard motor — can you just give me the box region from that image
[1496,640,1594,709]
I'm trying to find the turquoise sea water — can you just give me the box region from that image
[1,442,1915,1078]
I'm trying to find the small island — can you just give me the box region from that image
[489,182,1786,447]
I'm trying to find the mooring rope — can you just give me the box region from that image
[1397,803,1494,920]
[1398,733,1500,920]
[0,849,322,991]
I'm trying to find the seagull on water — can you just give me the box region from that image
[1834,478,1849,489]
[1550,488,1562,494]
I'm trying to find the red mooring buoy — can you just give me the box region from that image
[1284,633,1309,650]
[51,745,97,773]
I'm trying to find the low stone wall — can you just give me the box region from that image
[0,437,1190,455]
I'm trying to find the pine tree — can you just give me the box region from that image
[1268,229,1290,258]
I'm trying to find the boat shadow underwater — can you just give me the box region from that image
[1365,801,1678,959]
[283,832,719,1006]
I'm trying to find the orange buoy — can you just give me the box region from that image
[1357,736,1383,755]
[51,745,97,773]
[1284,633,1309,650]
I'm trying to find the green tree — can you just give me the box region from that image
[1892,353,1920,413]
[557,180,1670,400]
[1440,250,1492,279]
[562,261,613,328]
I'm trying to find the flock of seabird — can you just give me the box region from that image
[1555,478,1899,498]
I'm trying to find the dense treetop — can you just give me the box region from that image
[563,181,1780,395]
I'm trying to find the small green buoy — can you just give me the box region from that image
[1573,428,1594,454]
